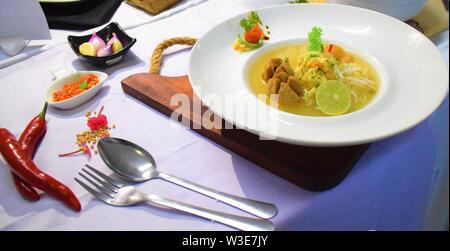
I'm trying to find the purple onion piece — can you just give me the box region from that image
[89,32,106,51]
[96,44,112,57]
[107,33,121,46]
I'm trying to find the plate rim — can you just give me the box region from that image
[188,3,449,147]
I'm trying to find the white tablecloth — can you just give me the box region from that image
[0,0,448,230]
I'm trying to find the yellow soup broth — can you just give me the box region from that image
[247,44,379,116]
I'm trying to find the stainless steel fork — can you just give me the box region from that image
[75,165,275,231]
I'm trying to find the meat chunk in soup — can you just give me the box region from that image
[268,77,281,94]
[262,64,275,82]
[287,77,303,97]
[274,71,289,83]
[278,82,301,105]
[262,57,303,105]
[270,58,283,69]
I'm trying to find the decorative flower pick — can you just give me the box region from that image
[59,105,115,159]
[58,144,92,159]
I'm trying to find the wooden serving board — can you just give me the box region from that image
[121,73,370,191]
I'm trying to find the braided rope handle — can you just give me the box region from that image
[150,37,198,74]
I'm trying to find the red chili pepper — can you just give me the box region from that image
[12,176,40,201]
[0,128,81,212]
[11,103,48,201]
[18,102,48,157]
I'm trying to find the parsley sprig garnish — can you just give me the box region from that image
[239,11,262,32]
[308,26,324,52]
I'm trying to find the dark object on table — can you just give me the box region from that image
[68,22,137,67]
[443,0,449,11]
[126,0,180,15]
[406,20,425,33]
[121,73,370,191]
[39,0,122,30]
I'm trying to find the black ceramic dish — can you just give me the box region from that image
[68,22,137,66]
[39,0,103,14]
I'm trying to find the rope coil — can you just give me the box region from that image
[149,37,198,74]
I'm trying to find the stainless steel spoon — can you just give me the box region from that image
[97,137,278,219]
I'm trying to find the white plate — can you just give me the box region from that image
[327,0,427,21]
[45,71,107,110]
[188,4,448,147]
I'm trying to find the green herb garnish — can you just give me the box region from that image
[79,80,88,90]
[238,35,264,49]
[239,11,262,32]
[308,26,323,52]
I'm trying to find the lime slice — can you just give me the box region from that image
[316,80,351,115]
[79,42,97,57]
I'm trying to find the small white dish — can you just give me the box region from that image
[45,71,108,110]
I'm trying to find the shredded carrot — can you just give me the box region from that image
[53,74,100,102]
